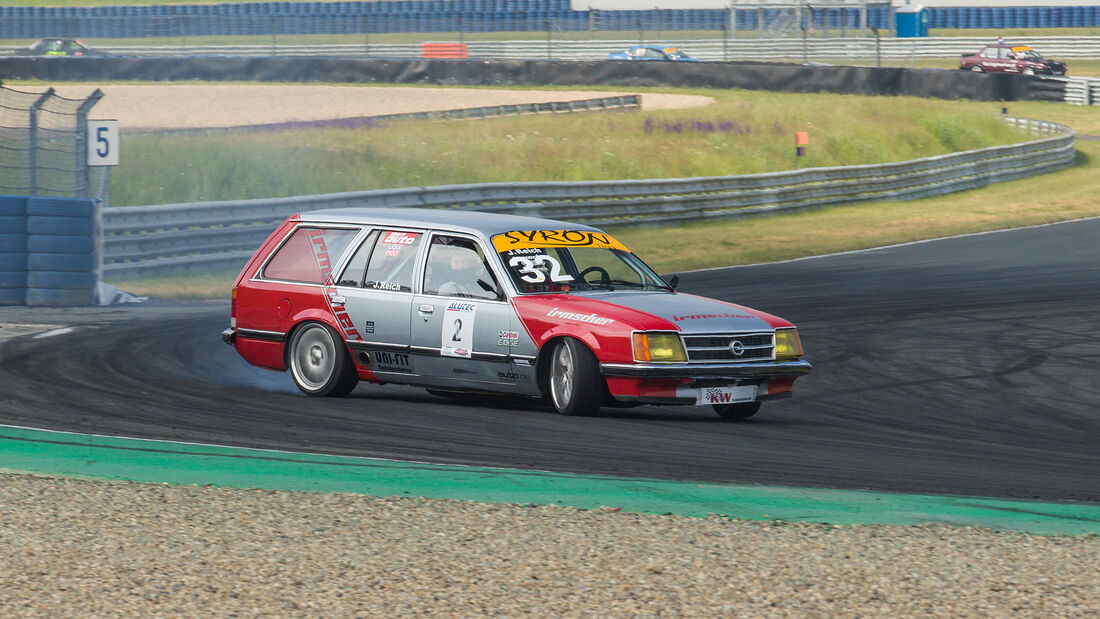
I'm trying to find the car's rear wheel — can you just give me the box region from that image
[971,65,984,72]
[713,401,762,421]
[288,322,358,397]
[548,338,602,416]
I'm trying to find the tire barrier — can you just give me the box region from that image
[0,196,98,306]
[0,196,28,306]
[0,57,1067,103]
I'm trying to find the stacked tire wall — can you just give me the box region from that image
[0,196,97,306]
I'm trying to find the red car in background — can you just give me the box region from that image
[959,44,1066,76]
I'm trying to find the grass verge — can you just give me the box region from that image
[105,92,1098,299]
[111,87,1025,206]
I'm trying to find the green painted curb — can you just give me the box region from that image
[1,425,1096,536]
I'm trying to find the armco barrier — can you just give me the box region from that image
[101,117,1074,279]
[0,196,98,306]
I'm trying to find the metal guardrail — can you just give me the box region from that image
[101,116,1075,279]
[1062,77,1100,106]
[128,95,642,137]
[8,35,1100,62]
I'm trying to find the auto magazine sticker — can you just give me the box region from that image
[492,230,629,252]
[382,231,418,257]
[442,301,476,358]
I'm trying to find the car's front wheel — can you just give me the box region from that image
[713,401,761,421]
[971,65,984,72]
[548,338,603,415]
[288,322,358,397]
[1022,66,1035,75]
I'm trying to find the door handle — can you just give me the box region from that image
[418,304,435,314]
[329,294,346,305]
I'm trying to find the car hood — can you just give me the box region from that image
[544,290,789,334]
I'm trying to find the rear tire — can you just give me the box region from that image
[970,65,984,72]
[287,322,358,397]
[548,338,603,416]
[713,401,761,421]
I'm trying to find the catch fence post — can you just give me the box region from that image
[28,89,55,198]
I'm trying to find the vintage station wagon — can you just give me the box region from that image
[223,208,811,419]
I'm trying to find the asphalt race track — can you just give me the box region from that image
[1,219,1098,503]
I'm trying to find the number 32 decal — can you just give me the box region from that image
[508,255,575,283]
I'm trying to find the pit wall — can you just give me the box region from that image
[0,196,98,306]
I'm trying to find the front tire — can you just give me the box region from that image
[548,338,603,416]
[713,401,761,421]
[287,322,358,397]
[1022,66,1035,76]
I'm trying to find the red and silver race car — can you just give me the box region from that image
[223,208,810,420]
[959,43,1066,76]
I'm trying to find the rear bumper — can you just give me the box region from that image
[600,359,811,380]
[221,327,235,345]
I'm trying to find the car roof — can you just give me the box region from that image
[299,207,604,238]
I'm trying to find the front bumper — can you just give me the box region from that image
[600,359,811,380]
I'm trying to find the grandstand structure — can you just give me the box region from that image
[1,1,1100,40]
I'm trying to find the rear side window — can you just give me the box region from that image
[363,230,423,292]
[262,227,358,284]
[336,231,379,287]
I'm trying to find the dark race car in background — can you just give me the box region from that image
[22,38,102,57]
[959,44,1066,75]
[608,46,701,62]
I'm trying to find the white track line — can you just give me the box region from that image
[680,215,1100,273]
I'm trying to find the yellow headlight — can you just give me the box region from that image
[774,328,803,360]
[633,332,687,363]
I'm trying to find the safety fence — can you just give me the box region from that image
[7,35,1100,63]
[0,86,104,198]
[0,196,99,306]
[4,2,1100,40]
[100,117,1074,279]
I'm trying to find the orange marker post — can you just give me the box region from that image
[795,131,809,157]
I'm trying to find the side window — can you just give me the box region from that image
[262,227,358,284]
[363,230,423,293]
[336,230,379,287]
[423,236,501,300]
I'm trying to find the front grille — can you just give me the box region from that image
[683,332,774,363]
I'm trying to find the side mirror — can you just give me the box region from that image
[666,274,680,290]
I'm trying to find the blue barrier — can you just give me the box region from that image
[0,196,96,306]
[1,3,1098,40]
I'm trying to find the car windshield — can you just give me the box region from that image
[665,49,689,60]
[493,230,671,294]
[1015,49,1042,60]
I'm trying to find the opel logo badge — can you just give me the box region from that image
[729,340,745,356]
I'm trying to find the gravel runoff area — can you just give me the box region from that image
[0,472,1096,617]
[36,84,713,130]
